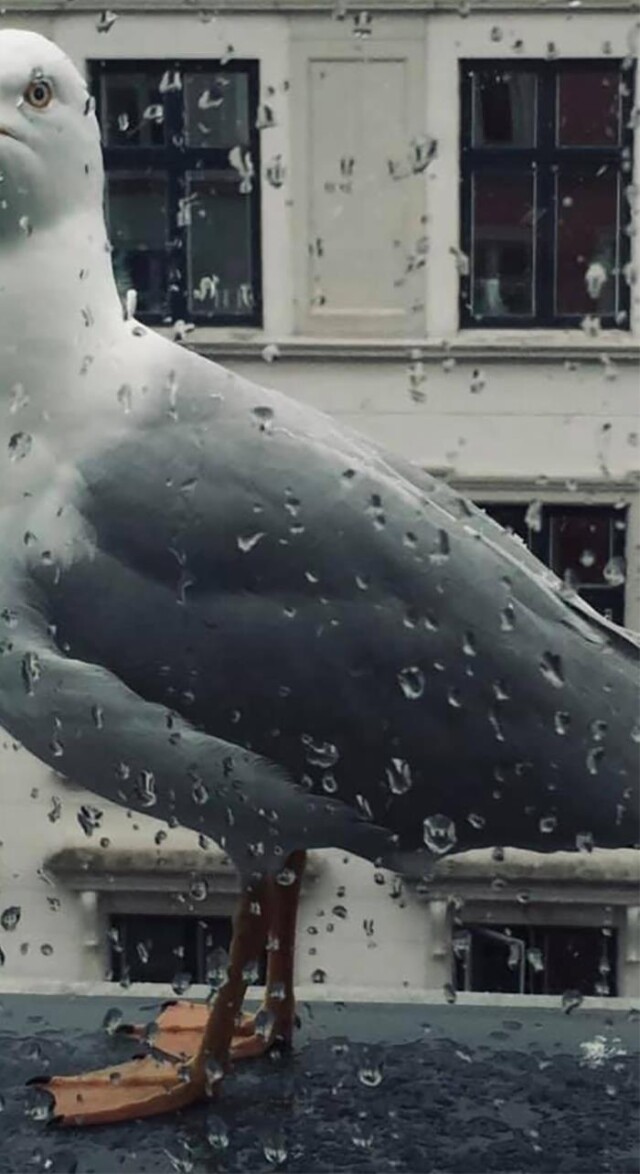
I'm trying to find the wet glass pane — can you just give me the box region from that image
[184,71,250,148]
[548,510,615,586]
[106,172,169,316]
[186,171,256,317]
[100,72,166,146]
[471,170,535,317]
[557,68,621,146]
[471,69,536,147]
[555,167,618,316]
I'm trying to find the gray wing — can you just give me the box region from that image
[8,352,639,861]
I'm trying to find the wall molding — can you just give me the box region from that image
[3,1,637,13]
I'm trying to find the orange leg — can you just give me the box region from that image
[33,877,270,1126]
[120,852,307,1063]
[232,850,306,1059]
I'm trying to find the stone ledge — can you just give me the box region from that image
[44,845,324,892]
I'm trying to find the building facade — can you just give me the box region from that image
[0,0,638,999]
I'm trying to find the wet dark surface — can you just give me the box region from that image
[0,995,638,1173]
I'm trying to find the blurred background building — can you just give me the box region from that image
[0,0,638,1000]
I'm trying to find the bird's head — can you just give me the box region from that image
[0,29,105,242]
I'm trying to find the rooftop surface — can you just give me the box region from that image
[0,990,638,1174]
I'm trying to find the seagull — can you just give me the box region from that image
[0,29,638,1126]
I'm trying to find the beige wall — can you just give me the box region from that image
[0,2,638,994]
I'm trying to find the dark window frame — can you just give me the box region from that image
[460,59,635,329]
[476,501,627,625]
[90,58,263,328]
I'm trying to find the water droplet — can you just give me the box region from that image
[116,383,133,413]
[171,971,192,995]
[574,831,594,853]
[189,877,208,901]
[263,1135,288,1167]
[237,531,265,553]
[276,867,296,887]
[331,904,348,920]
[500,602,515,632]
[447,686,462,708]
[467,812,485,830]
[204,1056,225,1095]
[526,947,544,973]
[252,405,274,428]
[385,757,413,795]
[398,666,425,700]
[561,989,584,1014]
[539,815,557,834]
[423,814,457,855]
[462,631,477,656]
[358,1062,384,1087]
[525,500,543,532]
[77,804,103,837]
[206,1113,230,1151]
[242,960,260,984]
[136,769,157,807]
[0,905,20,931]
[586,746,604,775]
[311,968,326,984]
[539,652,564,688]
[603,556,625,586]
[301,735,340,768]
[24,1086,55,1121]
[102,1006,123,1035]
[554,711,571,735]
[430,529,450,564]
[40,943,53,957]
[21,651,41,695]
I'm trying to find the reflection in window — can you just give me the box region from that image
[478,503,627,624]
[109,913,267,986]
[555,168,619,317]
[184,72,250,148]
[186,173,255,318]
[99,71,166,147]
[472,69,536,146]
[454,924,617,996]
[472,170,534,317]
[92,60,261,326]
[106,173,169,317]
[461,60,632,327]
[557,68,621,146]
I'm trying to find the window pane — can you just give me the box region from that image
[471,170,535,317]
[471,69,536,147]
[555,168,618,316]
[185,171,256,317]
[557,68,621,146]
[184,71,250,148]
[106,172,170,317]
[100,72,166,147]
[548,510,616,586]
[543,927,617,997]
[110,915,194,983]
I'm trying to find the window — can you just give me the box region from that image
[91,60,262,326]
[460,61,634,327]
[108,913,267,986]
[478,503,627,624]
[454,923,617,996]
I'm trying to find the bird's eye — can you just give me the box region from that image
[24,79,54,110]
